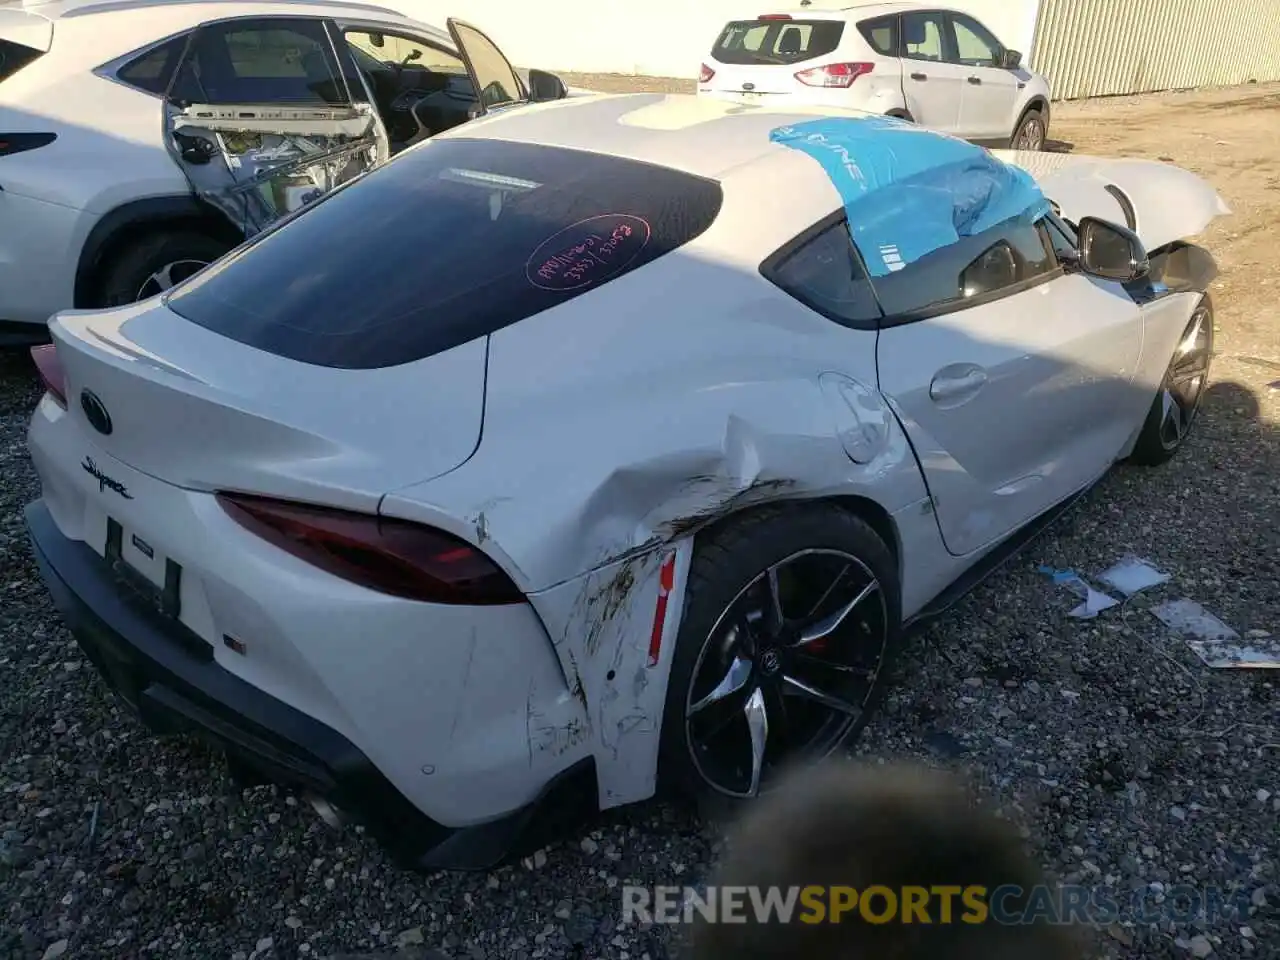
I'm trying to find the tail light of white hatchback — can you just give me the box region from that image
[795,62,874,88]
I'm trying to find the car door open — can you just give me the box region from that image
[445,18,528,116]
[163,16,390,237]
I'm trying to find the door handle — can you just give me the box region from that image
[968,76,983,84]
[910,72,927,81]
[929,366,988,406]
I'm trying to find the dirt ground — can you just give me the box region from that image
[558,75,1280,385]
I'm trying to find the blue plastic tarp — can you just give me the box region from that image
[770,116,1051,278]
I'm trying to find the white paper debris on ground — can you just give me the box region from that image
[1038,566,1118,619]
[1150,599,1280,669]
[1098,555,1171,597]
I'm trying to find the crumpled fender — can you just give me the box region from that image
[992,150,1232,250]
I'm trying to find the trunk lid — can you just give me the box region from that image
[49,301,487,507]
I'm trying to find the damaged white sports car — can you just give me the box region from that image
[24,93,1229,870]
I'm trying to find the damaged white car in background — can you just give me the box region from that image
[22,94,1230,870]
[0,0,569,343]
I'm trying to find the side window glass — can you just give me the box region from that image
[901,12,946,62]
[174,18,348,105]
[766,221,882,327]
[866,217,1058,318]
[117,35,189,94]
[951,16,1000,67]
[346,31,467,76]
[450,21,522,110]
[857,16,898,56]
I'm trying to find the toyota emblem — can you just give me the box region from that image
[80,389,113,436]
[742,82,756,91]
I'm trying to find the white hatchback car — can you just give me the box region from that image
[0,0,568,344]
[698,3,1052,150]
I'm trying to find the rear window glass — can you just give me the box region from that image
[857,16,899,56]
[711,19,846,66]
[0,39,43,83]
[166,138,724,369]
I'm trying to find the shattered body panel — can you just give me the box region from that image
[168,103,384,236]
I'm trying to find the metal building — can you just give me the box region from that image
[1030,0,1280,99]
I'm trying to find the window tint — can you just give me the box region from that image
[901,12,946,62]
[0,39,44,83]
[857,16,898,56]
[711,19,846,66]
[116,35,188,94]
[165,138,724,369]
[951,15,1000,66]
[171,18,347,105]
[766,215,1060,325]
[449,21,522,109]
[345,31,467,75]
[765,221,881,326]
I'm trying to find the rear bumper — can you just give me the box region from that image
[24,498,597,871]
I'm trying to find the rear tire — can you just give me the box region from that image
[1010,107,1047,151]
[1128,295,1214,466]
[97,230,233,307]
[657,504,901,821]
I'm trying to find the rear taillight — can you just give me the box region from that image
[0,133,56,157]
[795,62,874,88]
[30,343,66,407]
[699,63,716,83]
[216,493,524,606]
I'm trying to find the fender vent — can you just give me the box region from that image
[1104,184,1137,231]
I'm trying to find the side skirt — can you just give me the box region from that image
[903,482,1093,633]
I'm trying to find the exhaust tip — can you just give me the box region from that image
[306,794,344,830]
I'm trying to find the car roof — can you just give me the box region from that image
[3,0,427,27]
[742,2,960,21]
[443,92,888,183]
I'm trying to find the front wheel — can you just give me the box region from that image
[1010,108,1047,151]
[1128,296,1214,466]
[657,505,901,816]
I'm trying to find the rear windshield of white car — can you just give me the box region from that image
[165,138,724,369]
[711,19,846,66]
[0,39,43,83]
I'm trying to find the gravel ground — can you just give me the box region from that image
[3,85,1279,960]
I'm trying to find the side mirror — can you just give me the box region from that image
[1000,48,1023,70]
[528,68,568,102]
[1077,217,1149,282]
[368,32,384,48]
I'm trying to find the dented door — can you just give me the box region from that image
[163,16,390,236]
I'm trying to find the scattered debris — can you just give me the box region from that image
[1097,555,1170,597]
[1151,599,1280,669]
[1037,566,1118,618]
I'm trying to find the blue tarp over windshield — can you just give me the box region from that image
[770,116,1051,278]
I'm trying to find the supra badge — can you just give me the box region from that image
[82,457,133,500]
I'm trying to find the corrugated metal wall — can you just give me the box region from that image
[1030,0,1280,99]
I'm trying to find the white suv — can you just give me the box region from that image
[697,3,1051,150]
[0,0,568,344]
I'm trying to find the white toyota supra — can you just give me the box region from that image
[24,92,1229,870]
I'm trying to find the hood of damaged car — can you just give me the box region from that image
[992,150,1232,251]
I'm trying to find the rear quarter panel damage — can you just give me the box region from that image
[381,254,931,808]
